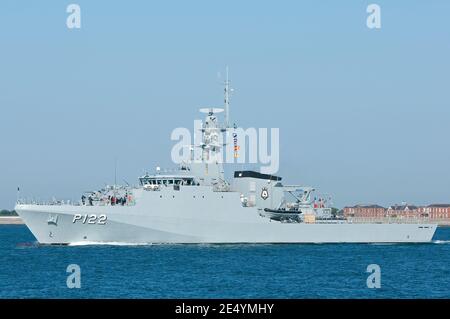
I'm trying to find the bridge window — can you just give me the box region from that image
[140,177,195,186]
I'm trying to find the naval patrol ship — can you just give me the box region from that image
[15,77,437,244]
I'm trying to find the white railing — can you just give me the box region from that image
[16,198,136,207]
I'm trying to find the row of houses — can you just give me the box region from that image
[343,204,450,219]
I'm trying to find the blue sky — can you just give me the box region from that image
[1,1,449,209]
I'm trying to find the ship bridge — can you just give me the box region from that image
[139,174,197,187]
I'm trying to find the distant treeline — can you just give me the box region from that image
[331,208,343,216]
[0,210,17,216]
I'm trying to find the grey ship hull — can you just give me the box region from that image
[15,188,437,244]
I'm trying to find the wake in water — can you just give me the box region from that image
[68,242,281,247]
[68,241,158,246]
[370,240,450,245]
[432,240,450,244]
[16,242,40,248]
[17,240,450,247]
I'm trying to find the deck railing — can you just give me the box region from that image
[16,198,135,207]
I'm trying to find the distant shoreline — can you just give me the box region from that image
[0,216,24,225]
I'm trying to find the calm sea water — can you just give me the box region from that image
[0,225,449,298]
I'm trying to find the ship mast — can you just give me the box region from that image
[224,66,230,128]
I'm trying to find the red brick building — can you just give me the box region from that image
[386,204,419,218]
[343,205,386,218]
[418,204,450,219]
[343,203,450,220]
